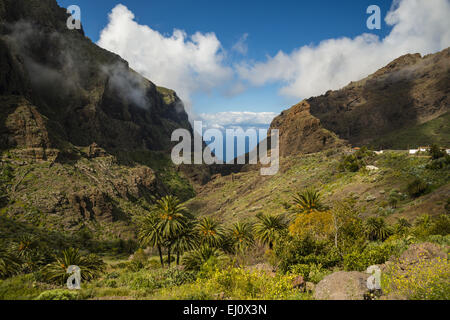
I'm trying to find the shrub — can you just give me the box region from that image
[382,257,450,300]
[425,235,450,246]
[0,274,44,300]
[343,242,399,272]
[338,147,375,172]
[332,200,366,256]
[291,263,331,284]
[183,245,227,271]
[0,242,21,279]
[205,267,299,300]
[412,214,435,239]
[426,156,450,170]
[289,264,310,279]
[123,268,196,291]
[274,234,341,273]
[429,215,450,236]
[308,263,331,284]
[407,178,429,198]
[127,248,149,271]
[36,289,80,300]
[428,144,446,160]
[289,210,334,240]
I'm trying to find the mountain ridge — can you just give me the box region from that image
[270,48,450,155]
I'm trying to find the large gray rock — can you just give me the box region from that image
[314,271,369,300]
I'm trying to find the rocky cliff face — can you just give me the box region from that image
[270,48,450,155]
[0,0,195,236]
[270,101,345,157]
[0,0,191,157]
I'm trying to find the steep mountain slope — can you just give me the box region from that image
[269,101,345,157]
[187,149,450,225]
[270,48,450,155]
[188,49,450,224]
[0,0,196,238]
[0,0,191,155]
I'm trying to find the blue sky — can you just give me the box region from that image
[56,0,449,134]
[57,0,392,114]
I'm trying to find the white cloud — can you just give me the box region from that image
[237,0,450,99]
[96,0,450,130]
[199,111,277,130]
[232,33,249,55]
[97,4,233,115]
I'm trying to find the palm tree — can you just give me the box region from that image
[254,213,287,249]
[41,248,105,284]
[394,218,411,234]
[365,217,392,241]
[196,217,224,248]
[0,242,20,279]
[13,235,47,273]
[140,196,193,267]
[228,222,254,253]
[172,221,198,265]
[293,188,326,214]
[183,245,225,271]
[415,214,432,229]
[156,196,190,267]
[139,212,165,267]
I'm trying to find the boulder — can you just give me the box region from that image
[314,271,369,300]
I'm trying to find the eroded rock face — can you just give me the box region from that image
[269,48,450,155]
[308,49,450,147]
[269,101,345,157]
[1,97,50,148]
[0,0,193,155]
[314,271,369,300]
[69,190,114,222]
[0,0,198,236]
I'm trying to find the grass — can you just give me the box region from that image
[186,150,449,224]
[370,112,450,150]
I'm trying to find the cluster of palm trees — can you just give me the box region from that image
[138,188,419,270]
[0,237,105,283]
[138,196,288,269]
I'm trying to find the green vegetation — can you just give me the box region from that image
[292,189,327,213]
[338,147,375,172]
[41,248,105,284]
[370,112,450,150]
[253,214,287,250]
[382,256,449,300]
[0,145,448,300]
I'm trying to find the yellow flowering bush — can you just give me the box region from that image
[154,267,311,300]
[206,267,300,300]
[382,257,450,300]
[289,210,334,240]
